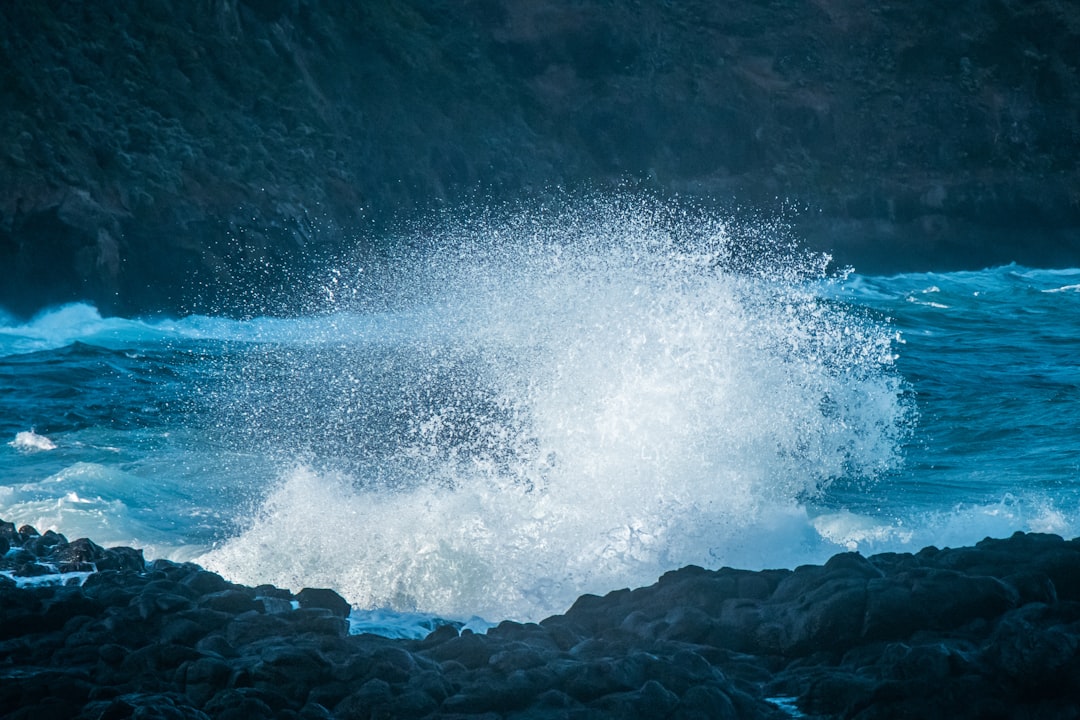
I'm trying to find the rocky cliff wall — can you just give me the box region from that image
[2,0,1079,316]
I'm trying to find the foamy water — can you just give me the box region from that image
[2,198,1078,627]
[196,201,912,620]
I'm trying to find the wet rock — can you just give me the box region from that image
[288,607,350,637]
[96,546,146,572]
[198,589,262,615]
[589,679,679,719]
[861,569,1019,641]
[2,517,1080,718]
[202,688,277,720]
[182,569,231,596]
[424,629,495,669]
[13,561,54,577]
[0,519,18,544]
[225,612,292,648]
[985,603,1080,693]
[295,587,350,618]
[677,684,739,720]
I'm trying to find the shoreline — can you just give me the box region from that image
[3,518,1080,718]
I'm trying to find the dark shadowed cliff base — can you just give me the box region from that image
[4,519,1080,719]
[3,0,1080,316]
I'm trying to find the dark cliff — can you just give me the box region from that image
[3,0,1079,316]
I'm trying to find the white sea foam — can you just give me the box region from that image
[0,462,209,563]
[1043,284,1080,293]
[199,199,915,621]
[10,430,57,451]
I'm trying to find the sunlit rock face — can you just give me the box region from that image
[2,0,1079,316]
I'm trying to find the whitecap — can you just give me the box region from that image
[10,430,57,451]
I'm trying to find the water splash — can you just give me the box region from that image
[10,430,57,452]
[200,197,913,621]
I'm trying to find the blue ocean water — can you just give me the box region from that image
[2,206,1079,628]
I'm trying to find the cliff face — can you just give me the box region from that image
[2,0,1079,316]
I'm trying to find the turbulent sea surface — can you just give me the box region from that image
[2,203,1079,632]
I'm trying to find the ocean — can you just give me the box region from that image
[2,201,1079,634]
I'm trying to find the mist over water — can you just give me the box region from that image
[198,199,913,621]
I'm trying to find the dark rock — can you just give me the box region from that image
[409,668,455,704]
[179,656,233,705]
[3,517,1080,719]
[194,632,237,658]
[1004,570,1058,605]
[82,570,142,606]
[862,569,1019,641]
[389,687,440,718]
[253,584,294,600]
[119,642,203,677]
[182,569,231,596]
[202,688,277,720]
[441,672,536,715]
[677,684,739,720]
[225,611,292,648]
[159,617,210,647]
[134,591,195,620]
[96,546,146,572]
[99,643,129,665]
[250,643,332,702]
[985,604,1080,693]
[13,561,53,577]
[177,607,235,636]
[791,669,879,718]
[369,644,419,678]
[424,630,494,669]
[198,588,262,615]
[4,545,34,563]
[39,529,66,547]
[93,693,211,720]
[295,587,350,618]
[298,701,333,719]
[0,519,18,544]
[417,622,460,648]
[3,2,1080,318]
[305,681,353,711]
[288,607,350,637]
[489,645,549,674]
[333,678,394,717]
[589,679,679,719]
[559,658,637,703]
[256,595,294,614]
[57,561,95,574]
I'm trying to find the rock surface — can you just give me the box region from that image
[3,517,1080,718]
[3,1,1080,316]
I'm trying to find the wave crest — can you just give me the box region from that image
[200,197,914,621]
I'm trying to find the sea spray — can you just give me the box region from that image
[6,253,1080,625]
[199,198,914,621]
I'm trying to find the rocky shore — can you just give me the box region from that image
[3,518,1080,719]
